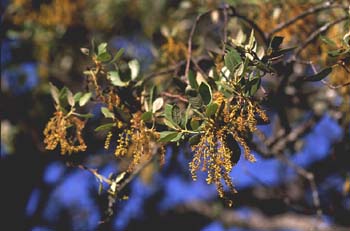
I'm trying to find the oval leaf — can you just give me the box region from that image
[206,103,218,117]
[159,131,179,142]
[79,92,92,106]
[94,123,115,132]
[101,107,115,119]
[152,97,164,113]
[198,82,212,105]
[303,67,332,82]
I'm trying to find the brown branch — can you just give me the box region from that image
[161,92,188,103]
[321,80,350,89]
[294,16,349,57]
[185,13,207,81]
[180,201,349,231]
[267,1,347,39]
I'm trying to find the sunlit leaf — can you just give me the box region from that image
[159,131,180,142]
[101,107,115,119]
[79,92,92,106]
[152,97,164,113]
[94,123,115,132]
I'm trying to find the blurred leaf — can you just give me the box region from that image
[97,43,108,55]
[79,93,92,106]
[97,52,112,62]
[141,111,153,122]
[95,123,115,132]
[109,48,124,64]
[247,30,256,50]
[188,70,198,89]
[159,131,180,142]
[74,92,83,102]
[152,97,164,113]
[108,71,129,87]
[101,107,115,119]
[74,113,94,118]
[49,83,60,105]
[225,48,242,71]
[128,59,140,80]
[206,103,218,117]
[67,89,75,107]
[269,36,284,50]
[303,67,332,82]
[190,118,200,131]
[80,48,89,56]
[246,77,261,96]
[172,105,181,125]
[198,82,212,105]
[320,35,336,47]
[189,134,201,146]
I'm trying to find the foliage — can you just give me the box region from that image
[2,0,350,230]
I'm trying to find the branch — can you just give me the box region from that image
[294,16,349,57]
[267,1,347,39]
[161,92,188,103]
[180,201,349,231]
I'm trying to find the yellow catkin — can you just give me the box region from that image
[43,110,87,155]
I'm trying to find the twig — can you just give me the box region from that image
[185,13,207,80]
[222,4,228,54]
[267,1,346,39]
[161,92,188,103]
[77,164,113,185]
[294,16,349,57]
[180,201,349,231]
[277,155,322,218]
[321,80,350,89]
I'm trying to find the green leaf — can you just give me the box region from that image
[303,67,333,82]
[198,82,212,105]
[186,89,202,109]
[74,113,94,118]
[152,97,164,113]
[189,134,201,145]
[97,43,108,55]
[206,103,218,117]
[320,35,336,47]
[188,70,198,89]
[190,118,200,131]
[149,86,157,108]
[107,71,129,87]
[97,52,111,62]
[128,59,140,80]
[172,105,181,125]
[94,123,115,132]
[141,111,153,122]
[247,77,261,96]
[224,48,242,71]
[79,92,92,106]
[159,131,180,142]
[182,104,191,129]
[247,30,256,50]
[49,83,60,105]
[101,107,115,119]
[109,48,124,64]
[269,36,284,50]
[164,104,174,121]
[67,89,75,107]
[74,92,83,102]
[164,118,179,130]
